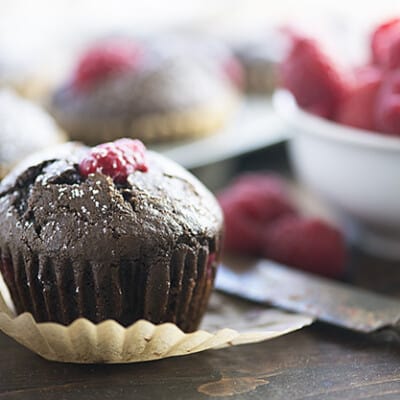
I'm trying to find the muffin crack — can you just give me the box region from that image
[42,163,82,186]
[162,173,200,197]
[0,161,55,217]
[23,210,42,237]
[0,161,53,197]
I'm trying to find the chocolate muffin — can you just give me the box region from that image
[0,139,223,332]
[232,31,289,94]
[50,38,238,145]
[0,89,65,178]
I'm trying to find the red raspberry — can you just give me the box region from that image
[79,138,148,183]
[262,216,346,277]
[222,57,244,89]
[336,66,383,131]
[375,70,400,136]
[280,35,348,118]
[371,18,400,69]
[305,103,334,119]
[72,40,141,91]
[217,174,296,254]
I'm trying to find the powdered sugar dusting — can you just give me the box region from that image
[0,89,63,168]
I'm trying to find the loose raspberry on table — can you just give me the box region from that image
[79,138,148,183]
[262,216,346,278]
[217,173,296,254]
[280,35,348,119]
[72,40,141,91]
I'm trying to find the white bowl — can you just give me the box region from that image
[273,90,400,260]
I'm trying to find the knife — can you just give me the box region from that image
[215,259,400,334]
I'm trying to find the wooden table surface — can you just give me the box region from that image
[1,145,400,400]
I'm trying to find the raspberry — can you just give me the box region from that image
[222,57,244,89]
[72,40,141,91]
[371,18,400,69]
[262,216,346,277]
[375,70,400,136]
[336,66,383,131]
[219,188,270,254]
[79,138,148,183]
[306,103,334,119]
[217,174,296,254]
[280,35,348,118]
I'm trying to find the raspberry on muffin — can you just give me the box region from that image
[79,138,148,182]
[72,39,142,91]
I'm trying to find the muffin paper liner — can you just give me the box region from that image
[0,276,312,363]
[0,241,220,331]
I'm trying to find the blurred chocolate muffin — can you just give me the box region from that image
[50,37,239,145]
[232,31,288,94]
[0,139,223,332]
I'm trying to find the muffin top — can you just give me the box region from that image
[232,31,289,67]
[0,140,223,263]
[0,89,64,177]
[51,37,237,119]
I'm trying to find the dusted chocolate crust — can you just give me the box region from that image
[50,56,238,145]
[0,144,223,331]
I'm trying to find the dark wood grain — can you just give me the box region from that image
[2,145,400,400]
[2,237,400,400]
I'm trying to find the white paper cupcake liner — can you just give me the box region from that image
[0,275,312,364]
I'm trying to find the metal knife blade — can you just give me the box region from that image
[215,259,400,333]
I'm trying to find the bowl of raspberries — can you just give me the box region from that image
[273,19,400,259]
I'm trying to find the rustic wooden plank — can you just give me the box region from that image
[2,318,400,400]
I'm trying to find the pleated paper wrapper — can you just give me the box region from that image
[0,276,312,364]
